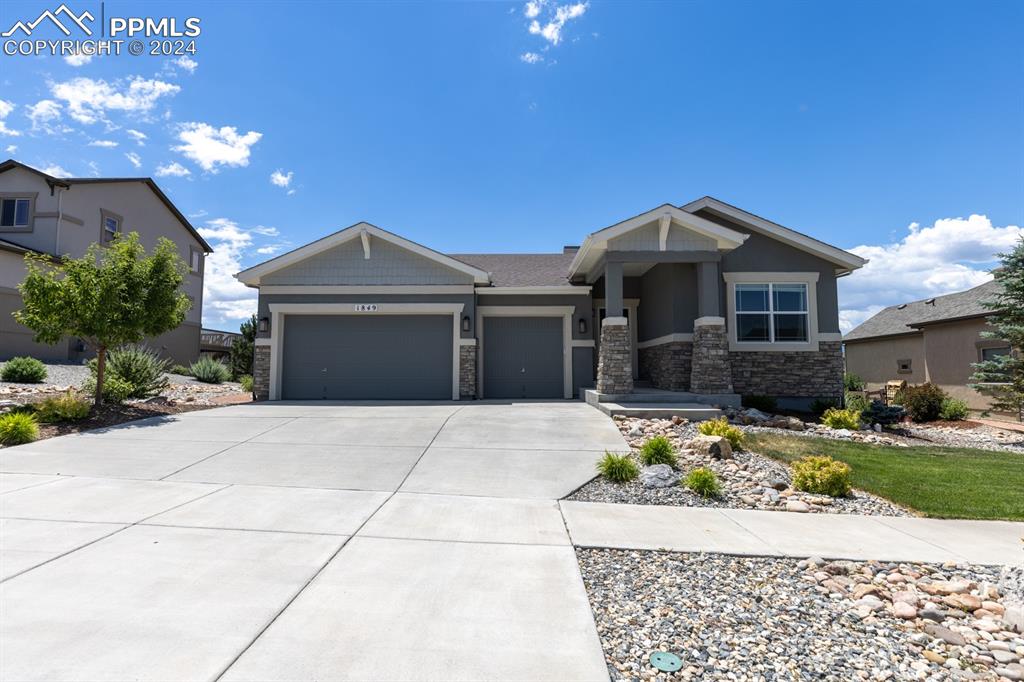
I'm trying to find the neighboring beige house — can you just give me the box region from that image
[0,159,212,365]
[843,280,1012,415]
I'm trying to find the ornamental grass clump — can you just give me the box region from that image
[791,455,852,497]
[639,435,676,466]
[88,345,170,399]
[1,357,48,383]
[190,356,231,384]
[684,467,721,498]
[697,417,744,450]
[34,391,90,423]
[597,452,639,483]
[821,407,862,430]
[0,412,39,445]
[239,374,254,393]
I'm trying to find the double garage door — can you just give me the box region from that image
[279,314,565,400]
[281,315,452,400]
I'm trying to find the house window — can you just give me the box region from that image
[100,209,123,243]
[189,246,203,275]
[897,358,912,374]
[0,197,31,229]
[980,346,1011,362]
[734,282,809,343]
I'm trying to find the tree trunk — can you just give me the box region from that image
[94,346,107,408]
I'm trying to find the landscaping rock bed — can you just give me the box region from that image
[578,548,1023,682]
[900,423,1024,454]
[566,417,910,516]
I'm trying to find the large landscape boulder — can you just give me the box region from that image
[639,464,678,488]
[687,434,733,460]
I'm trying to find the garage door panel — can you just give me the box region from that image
[483,317,563,399]
[282,315,452,400]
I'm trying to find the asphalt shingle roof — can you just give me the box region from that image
[843,279,1001,342]
[449,252,577,287]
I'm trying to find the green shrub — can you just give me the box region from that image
[864,400,904,425]
[939,397,969,421]
[845,392,871,413]
[684,467,721,498]
[821,407,862,430]
[809,398,839,416]
[82,375,134,404]
[638,436,676,466]
[791,455,852,497]
[697,417,744,449]
[1,357,48,383]
[34,391,91,423]
[190,357,231,384]
[901,383,947,422]
[843,372,865,392]
[741,394,777,413]
[169,364,192,376]
[597,452,639,483]
[0,412,39,445]
[239,374,254,393]
[89,345,169,399]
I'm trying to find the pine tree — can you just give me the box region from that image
[970,237,1024,420]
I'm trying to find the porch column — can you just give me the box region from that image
[690,261,732,394]
[696,261,720,318]
[597,261,633,394]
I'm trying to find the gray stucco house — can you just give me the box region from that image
[237,197,866,404]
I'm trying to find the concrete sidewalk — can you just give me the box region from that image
[561,501,1024,566]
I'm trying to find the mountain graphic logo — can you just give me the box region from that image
[2,4,95,37]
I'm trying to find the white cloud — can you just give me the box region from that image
[155,161,191,177]
[126,129,147,145]
[25,99,66,134]
[86,161,100,177]
[528,1,587,46]
[173,56,198,74]
[5,145,17,154]
[520,52,543,64]
[172,122,262,172]
[39,163,70,177]
[256,244,283,255]
[49,76,180,125]
[197,218,260,325]
[839,214,1023,332]
[251,225,280,237]
[0,100,21,136]
[64,51,93,67]
[88,139,118,148]
[270,169,293,192]
[524,1,542,18]
[124,151,142,169]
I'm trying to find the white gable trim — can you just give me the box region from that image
[567,204,748,279]
[681,197,868,271]
[236,222,491,286]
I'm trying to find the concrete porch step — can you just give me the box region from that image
[592,401,723,420]
[583,388,741,408]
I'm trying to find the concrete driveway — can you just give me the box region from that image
[0,401,625,681]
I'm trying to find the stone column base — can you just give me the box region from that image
[459,343,477,399]
[596,318,633,394]
[690,317,733,394]
[253,345,270,401]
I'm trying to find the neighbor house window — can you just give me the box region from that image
[100,209,123,243]
[897,358,912,374]
[734,282,809,343]
[980,346,1011,363]
[0,197,32,229]
[189,246,203,275]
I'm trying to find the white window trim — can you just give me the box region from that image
[723,272,821,352]
[266,302,465,401]
[475,305,575,400]
[0,193,37,232]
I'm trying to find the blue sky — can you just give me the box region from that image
[1,0,1021,330]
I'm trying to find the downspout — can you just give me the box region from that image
[54,185,64,256]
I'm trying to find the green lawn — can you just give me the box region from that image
[744,432,1024,521]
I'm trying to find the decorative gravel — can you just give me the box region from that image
[900,423,1024,454]
[566,418,910,516]
[0,362,91,390]
[577,549,1023,682]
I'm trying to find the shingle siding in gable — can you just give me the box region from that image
[261,237,475,286]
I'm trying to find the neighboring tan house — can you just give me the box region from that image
[843,280,1011,413]
[0,159,212,365]
[236,197,866,406]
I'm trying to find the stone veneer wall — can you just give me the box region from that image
[690,322,733,393]
[459,344,476,399]
[638,341,693,391]
[596,322,633,394]
[253,345,270,401]
[729,341,844,399]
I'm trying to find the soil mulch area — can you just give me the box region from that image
[6,393,252,446]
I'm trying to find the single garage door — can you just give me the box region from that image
[281,315,452,400]
[483,317,563,399]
